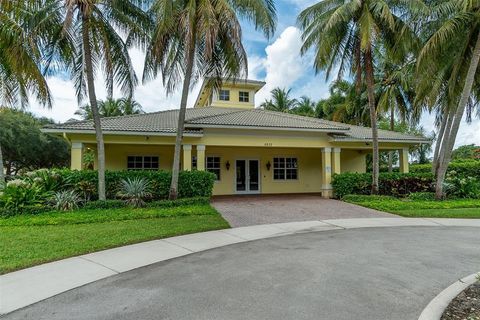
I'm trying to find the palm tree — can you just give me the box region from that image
[260,88,297,113]
[144,0,276,199]
[292,96,316,116]
[377,57,416,172]
[58,0,149,200]
[298,0,422,194]
[417,0,480,199]
[0,0,53,183]
[75,98,144,120]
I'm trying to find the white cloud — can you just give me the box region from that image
[250,26,310,105]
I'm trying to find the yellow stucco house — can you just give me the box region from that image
[44,79,429,198]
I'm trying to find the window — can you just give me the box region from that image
[219,90,230,101]
[192,156,197,170]
[239,91,249,103]
[127,156,159,170]
[206,156,221,180]
[273,157,298,180]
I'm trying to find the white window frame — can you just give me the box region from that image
[219,90,230,101]
[206,156,221,181]
[239,91,249,103]
[127,155,159,170]
[272,157,298,181]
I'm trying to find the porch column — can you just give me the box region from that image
[197,144,206,171]
[331,148,341,174]
[399,147,409,173]
[71,142,83,170]
[182,144,192,171]
[321,147,333,198]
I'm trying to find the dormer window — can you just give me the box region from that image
[219,90,230,101]
[239,91,249,103]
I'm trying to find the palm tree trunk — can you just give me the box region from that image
[0,140,4,185]
[364,47,380,194]
[82,16,106,200]
[435,31,480,199]
[432,111,448,175]
[388,106,394,173]
[169,41,195,200]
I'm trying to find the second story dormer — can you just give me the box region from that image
[194,78,265,109]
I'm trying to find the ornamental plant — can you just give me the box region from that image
[52,190,81,211]
[117,177,152,208]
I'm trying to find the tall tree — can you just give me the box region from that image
[0,0,54,183]
[58,0,149,200]
[144,0,276,199]
[298,0,423,193]
[75,98,144,120]
[417,0,480,199]
[260,88,297,112]
[292,96,316,116]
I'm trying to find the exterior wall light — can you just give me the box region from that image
[226,160,230,171]
[266,161,271,171]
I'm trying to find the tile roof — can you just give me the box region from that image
[44,107,429,142]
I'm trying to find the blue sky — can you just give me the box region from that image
[29,0,480,147]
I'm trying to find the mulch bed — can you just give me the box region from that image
[441,281,480,320]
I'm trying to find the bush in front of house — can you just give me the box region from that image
[411,160,480,178]
[0,169,216,216]
[332,172,435,199]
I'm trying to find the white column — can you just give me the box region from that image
[399,147,409,173]
[321,147,333,198]
[197,145,206,171]
[70,142,83,170]
[182,144,192,171]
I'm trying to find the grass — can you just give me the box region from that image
[0,205,230,274]
[343,195,480,218]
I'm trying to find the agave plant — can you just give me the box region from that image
[117,178,152,208]
[53,190,81,211]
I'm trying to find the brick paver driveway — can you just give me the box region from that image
[212,194,394,227]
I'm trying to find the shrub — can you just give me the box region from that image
[52,190,81,211]
[0,179,52,215]
[408,192,435,201]
[24,169,63,192]
[332,172,434,198]
[117,177,152,208]
[411,160,480,178]
[342,194,395,203]
[444,172,480,199]
[54,169,216,200]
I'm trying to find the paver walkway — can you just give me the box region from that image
[212,194,394,227]
[5,226,480,320]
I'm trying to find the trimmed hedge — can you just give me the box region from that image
[332,172,434,198]
[411,160,480,178]
[54,169,216,200]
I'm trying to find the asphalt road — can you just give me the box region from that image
[4,226,480,320]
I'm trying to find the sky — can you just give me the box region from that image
[29,0,480,147]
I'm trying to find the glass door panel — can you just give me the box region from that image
[249,160,259,191]
[236,160,246,191]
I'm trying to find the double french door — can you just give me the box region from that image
[235,159,260,194]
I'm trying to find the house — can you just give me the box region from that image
[43,79,429,198]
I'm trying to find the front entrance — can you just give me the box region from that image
[235,159,260,194]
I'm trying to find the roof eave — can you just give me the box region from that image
[186,123,350,133]
[41,128,204,137]
[331,137,432,144]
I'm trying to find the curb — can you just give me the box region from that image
[1,218,480,315]
[418,272,479,320]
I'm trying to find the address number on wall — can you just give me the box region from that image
[264,142,273,146]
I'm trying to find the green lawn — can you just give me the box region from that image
[343,195,480,218]
[0,205,230,274]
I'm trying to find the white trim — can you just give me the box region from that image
[182,144,192,151]
[271,156,299,182]
[331,137,431,144]
[197,144,206,151]
[186,123,349,133]
[321,147,332,153]
[332,147,341,153]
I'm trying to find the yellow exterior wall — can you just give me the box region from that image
[210,85,255,109]
[341,149,367,173]
[205,146,323,196]
[103,144,174,170]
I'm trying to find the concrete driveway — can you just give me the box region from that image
[5,226,480,320]
[212,194,394,227]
